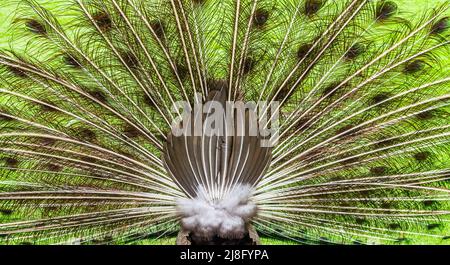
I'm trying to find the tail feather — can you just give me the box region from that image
[0,0,449,244]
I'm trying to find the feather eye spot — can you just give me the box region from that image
[403,60,425,74]
[422,200,438,208]
[297,44,313,60]
[413,151,430,162]
[4,157,18,168]
[344,43,365,60]
[93,12,112,32]
[381,201,392,209]
[77,128,97,142]
[371,93,390,106]
[0,0,448,244]
[175,63,188,80]
[322,82,341,98]
[375,137,396,148]
[416,110,434,120]
[25,19,46,35]
[304,0,325,16]
[157,134,166,143]
[121,51,139,69]
[427,223,442,230]
[253,9,269,28]
[123,125,140,138]
[355,218,367,225]
[143,95,156,108]
[0,209,13,215]
[150,21,165,40]
[88,90,108,103]
[431,17,449,34]
[274,88,289,102]
[81,156,97,164]
[376,1,398,21]
[243,57,256,75]
[45,163,62,172]
[370,166,387,176]
[388,223,401,230]
[8,65,27,78]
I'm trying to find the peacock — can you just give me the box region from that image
[0,0,449,245]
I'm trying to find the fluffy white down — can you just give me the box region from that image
[176,184,257,240]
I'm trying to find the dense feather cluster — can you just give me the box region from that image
[177,184,257,240]
[0,0,449,244]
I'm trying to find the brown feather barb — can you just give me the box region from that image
[0,0,449,245]
[163,88,273,199]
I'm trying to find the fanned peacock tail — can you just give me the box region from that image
[0,0,449,244]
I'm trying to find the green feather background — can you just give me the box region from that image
[0,0,450,245]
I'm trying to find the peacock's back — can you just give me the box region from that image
[0,0,449,245]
